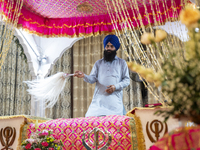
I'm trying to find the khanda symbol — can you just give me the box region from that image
[82,127,112,150]
[146,120,168,143]
[0,127,16,150]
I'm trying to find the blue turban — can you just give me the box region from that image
[103,35,120,50]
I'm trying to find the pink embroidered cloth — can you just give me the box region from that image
[27,115,138,150]
[1,0,186,37]
[149,125,200,150]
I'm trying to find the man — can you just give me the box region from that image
[74,35,130,117]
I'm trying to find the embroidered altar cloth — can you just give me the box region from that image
[27,115,138,150]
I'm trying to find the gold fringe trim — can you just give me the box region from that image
[17,17,176,39]
[0,115,31,122]
[127,110,146,150]
[17,121,26,150]
[17,15,180,38]
[17,3,182,29]
[129,117,137,149]
[0,115,49,124]
[2,0,187,38]
[17,26,116,38]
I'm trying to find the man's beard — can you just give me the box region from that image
[104,50,117,62]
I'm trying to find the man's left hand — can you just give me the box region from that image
[106,85,116,94]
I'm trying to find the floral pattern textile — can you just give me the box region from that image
[0,36,32,116]
[150,125,200,150]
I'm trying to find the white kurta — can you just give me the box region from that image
[83,56,130,117]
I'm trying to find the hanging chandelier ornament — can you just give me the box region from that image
[77,2,93,13]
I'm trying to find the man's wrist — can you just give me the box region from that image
[114,84,119,90]
[83,74,88,80]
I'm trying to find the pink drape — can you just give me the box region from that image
[1,0,185,37]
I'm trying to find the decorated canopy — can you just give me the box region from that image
[0,0,192,117]
[1,0,185,37]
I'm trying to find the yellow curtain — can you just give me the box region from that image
[45,49,72,119]
[0,37,32,116]
[72,35,144,118]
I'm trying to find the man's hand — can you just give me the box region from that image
[105,85,116,94]
[74,71,85,78]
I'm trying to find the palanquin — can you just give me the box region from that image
[0,107,181,150]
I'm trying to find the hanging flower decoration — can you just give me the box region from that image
[128,5,200,123]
